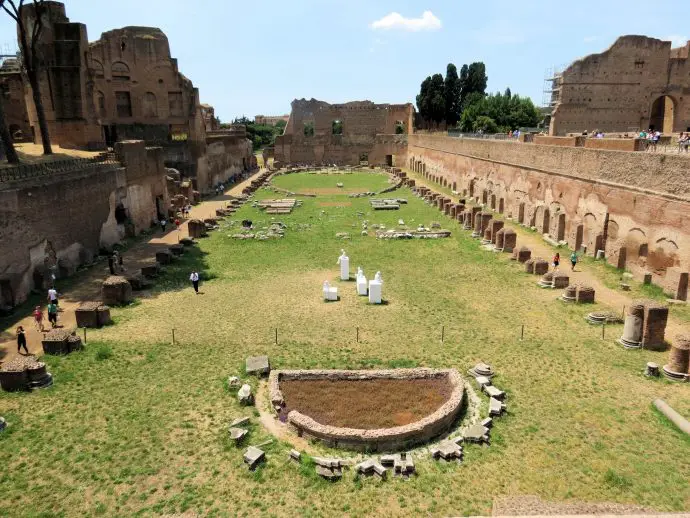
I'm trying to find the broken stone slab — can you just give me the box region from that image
[372,462,387,479]
[243,446,265,470]
[484,385,506,400]
[227,376,241,388]
[380,454,397,466]
[464,424,490,444]
[289,450,301,463]
[316,465,342,480]
[245,355,270,376]
[355,459,375,474]
[645,362,660,377]
[481,417,494,429]
[238,384,254,405]
[475,376,492,389]
[228,427,248,444]
[230,416,250,428]
[489,397,507,417]
[312,457,341,469]
[432,440,463,462]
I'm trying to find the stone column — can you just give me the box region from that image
[620,302,644,348]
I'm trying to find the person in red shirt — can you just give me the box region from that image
[33,306,44,332]
[553,253,560,270]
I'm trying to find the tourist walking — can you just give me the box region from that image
[17,326,28,354]
[553,253,560,270]
[47,287,58,307]
[47,301,58,328]
[570,251,578,271]
[189,270,200,294]
[160,218,167,233]
[33,306,44,332]
[108,253,115,275]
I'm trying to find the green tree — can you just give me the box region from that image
[472,115,499,133]
[416,76,432,121]
[428,73,445,125]
[444,63,461,127]
[464,62,488,99]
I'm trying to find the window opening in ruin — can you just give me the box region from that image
[121,40,126,52]
[168,92,184,117]
[144,92,158,118]
[395,120,405,134]
[303,121,314,137]
[115,91,132,117]
[92,60,104,78]
[332,120,343,135]
[96,91,106,117]
[359,153,369,165]
[112,61,130,81]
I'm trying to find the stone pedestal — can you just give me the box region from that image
[642,302,668,351]
[534,259,549,275]
[620,304,644,348]
[524,258,535,274]
[576,285,595,303]
[368,280,382,304]
[357,276,368,296]
[513,247,531,263]
[156,251,173,265]
[102,276,132,306]
[490,220,504,244]
[188,219,207,238]
[42,329,71,355]
[75,301,101,328]
[662,335,690,380]
[339,256,350,281]
[561,285,577,302]
[552,273,570,289]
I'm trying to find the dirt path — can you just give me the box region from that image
[0,169,265,364]
[402,168,687,338]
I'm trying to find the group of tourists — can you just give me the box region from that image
[639,129,662,151]
[18,288,61,353]
[678,132,690,153]
[551,252,579,271]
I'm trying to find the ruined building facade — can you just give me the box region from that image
[4,1,253,193]
[274,99,413,166]
[549,35,690,135]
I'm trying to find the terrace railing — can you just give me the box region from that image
[0,155,120,183]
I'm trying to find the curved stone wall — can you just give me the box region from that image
[269,368,465,452]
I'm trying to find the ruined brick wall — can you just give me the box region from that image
[0,68,31,141]
[407,135,690,297]
[0,162,122,307]
[205,134,253,188]
[550,36,690,135]
[88,26,199,138]
[274,99,414,165]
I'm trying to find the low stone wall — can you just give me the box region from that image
[269,368,465,452]
[584,138,644,152]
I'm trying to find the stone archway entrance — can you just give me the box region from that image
[649,95,676,133]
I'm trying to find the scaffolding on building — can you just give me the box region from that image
[542,65,565,110]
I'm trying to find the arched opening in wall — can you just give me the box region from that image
[359,153,369,165]
[490,194,496,210]
[482,190,488,205]
[649,95,676,133]
[498,198,505,214]
[443,178,448,188]
[114,203,127,225]
[583,213,598,254]
[96,91,106,117]
[92,59,104,78]
[452,181,457,191]
[518,202,525,224]
[9,124,21,140]
[303,121,314,137]
[648,238,679,274]
[395,120,405,134]
[386,155,393,167]
[575,224,584,251]
[112,61,130,81]
[556,213,566,241]
[469,179,476,197]
[622,228,647,267]
[422,163,426,175]
[332,120,343,135]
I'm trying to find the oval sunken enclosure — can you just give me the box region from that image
[269,368,465,452]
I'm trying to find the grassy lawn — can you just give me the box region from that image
[0,170,688,517]
[271,170,392,194]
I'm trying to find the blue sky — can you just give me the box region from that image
[0,0,686,121]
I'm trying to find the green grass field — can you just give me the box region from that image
[0,170,688,517]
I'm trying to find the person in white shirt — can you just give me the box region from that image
[189,271,200,294]
[47,287,58,307]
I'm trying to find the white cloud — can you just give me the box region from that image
[470,20,525,45]
[370,11,441,32]
[583,36,597,43]
[664,34,687,47]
